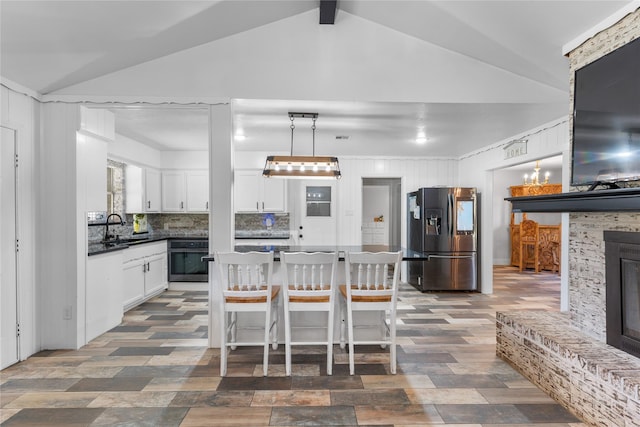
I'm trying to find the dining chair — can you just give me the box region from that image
[339,251,402,375]
[519,219,540,272]
[214,251,279,376]
[280,251,338,375]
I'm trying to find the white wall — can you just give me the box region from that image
[109,133,162,169]
[161,151,208,170]
[0,85,39,360]
[458,117,570,294]
[337,156,459,247]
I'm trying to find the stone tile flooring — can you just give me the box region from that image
[0,267,586,426]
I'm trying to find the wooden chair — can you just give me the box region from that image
[339,251,402,375]
[280,251,338,376]
[213,251,279,376]
[519,219,539,273]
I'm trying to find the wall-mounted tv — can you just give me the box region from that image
[571,37,640,189]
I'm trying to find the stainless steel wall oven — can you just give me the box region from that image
[168,239,208,282]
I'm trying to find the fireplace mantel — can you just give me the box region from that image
[506,187,640,213]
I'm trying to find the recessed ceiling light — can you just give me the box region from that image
[235,134,246,141]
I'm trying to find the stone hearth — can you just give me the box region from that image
[497,311,640,426]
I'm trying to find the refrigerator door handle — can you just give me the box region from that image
[447,193,454,236]
[427,254,475,260]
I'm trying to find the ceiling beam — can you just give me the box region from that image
[319,0,337,24]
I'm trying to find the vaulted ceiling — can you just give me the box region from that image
[1,0,635,157]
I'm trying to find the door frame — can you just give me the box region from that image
[361,177,402,247]
[1,125,20,369]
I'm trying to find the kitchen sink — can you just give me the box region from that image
[103,237,150,245]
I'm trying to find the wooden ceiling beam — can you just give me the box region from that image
[319,0,337,24]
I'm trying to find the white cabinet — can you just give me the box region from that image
[86,251,123,342]
[122,258,145,311]
[162,170,209,213]
[162,171,185,212]
[125,166,162,213]
[122,241,168,311]
[77,133,108,213]
[235,169,286,212]
[362,222,387,245]
[186,171,209,212]
[145,168,162,212]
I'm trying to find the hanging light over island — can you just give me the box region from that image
[262,112,341,179]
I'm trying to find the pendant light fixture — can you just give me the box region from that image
[262,112,341,179]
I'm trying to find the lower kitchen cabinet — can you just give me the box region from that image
[86,251,123,342]
[122,241,168,311]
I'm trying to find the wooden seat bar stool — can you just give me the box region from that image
[280,251,338,376]
[213,251,280,376]
[519,219,540,273]
[339,251,402,375]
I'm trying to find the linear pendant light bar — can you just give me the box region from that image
[263,155,341,178]
[262,112,341,179]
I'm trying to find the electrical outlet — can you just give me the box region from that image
[63,306,72,320]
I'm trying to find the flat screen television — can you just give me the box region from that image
[571,37,640,189]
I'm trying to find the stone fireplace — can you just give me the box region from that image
[605,231,640,359]
[496,8,640,427]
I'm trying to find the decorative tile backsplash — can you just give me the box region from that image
[235,213,290,238]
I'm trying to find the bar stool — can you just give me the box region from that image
[339,251,402,375]
[213,251,279,376]
[280,251,338,376]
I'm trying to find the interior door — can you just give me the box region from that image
[297,180,337,246]
[1,126,19,369]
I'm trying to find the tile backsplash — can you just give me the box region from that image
[235,213,290,236]
[88,213,209,243]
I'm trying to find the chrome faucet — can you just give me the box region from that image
[104,213,125,242]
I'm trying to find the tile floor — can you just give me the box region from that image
[0,267,586,426]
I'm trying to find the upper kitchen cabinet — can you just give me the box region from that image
[125,165,162,213]
[77,107,113,213]
[186,171,209,212]
[235,169,286,212]
[162,170,209,213]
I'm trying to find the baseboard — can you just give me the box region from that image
[168,282,208,291]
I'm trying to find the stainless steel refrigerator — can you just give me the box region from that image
[407,187,479,291]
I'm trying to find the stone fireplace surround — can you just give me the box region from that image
[497,8,640,427]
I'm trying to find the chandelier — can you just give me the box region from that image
[262,112,341,179]
[523,160,550,186]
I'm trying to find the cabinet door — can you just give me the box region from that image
[162,171,186,212]
[77,133,107,213]
[186,171,209,212]
[125,165,143,213]
[145,168,162,212]
[263,178,286,212]
[86,252,123,342]
[122,259,145,311]
[144,253,167,297]
[235,171,259,212]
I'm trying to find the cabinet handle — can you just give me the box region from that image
[147,201,151,209]
[147,262,150,271]
[256,202,259,210]
[180,201,184,209]
[206,201,209,210]
[262,202,264,210]
[142,263,147,273]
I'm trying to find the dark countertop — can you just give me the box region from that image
[234,230,291,239]
[203,245,433,262]
[88,233,207,256]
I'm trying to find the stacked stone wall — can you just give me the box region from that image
[567,9,640,341]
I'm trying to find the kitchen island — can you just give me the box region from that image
[203,245,430,262]
[204,245,428,348]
